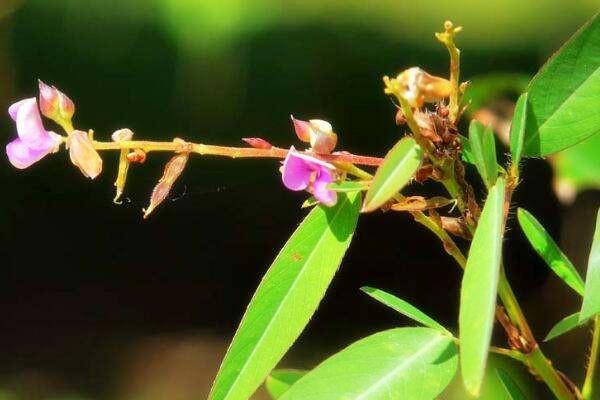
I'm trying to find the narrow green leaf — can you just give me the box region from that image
[509,93,529,168]
[209,192,361,400]
[279,328,458,400]
[300,196,318,208]
[361,286,450,335]
[580,210,600,322]
[517,208,584,296]
[468,120,498,188]
[523,13,600,156]
[460,134,476,165]
[497,368,528,400]
[544,312,587,342]
[328,181,369,192]
[265,369,306,399]
[459,178,506,396]
[362,137,422,212]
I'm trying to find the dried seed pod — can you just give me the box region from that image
[143,152,189,219]
[242,137,273,149]
[391,196,454,212]
[440,216,472,239]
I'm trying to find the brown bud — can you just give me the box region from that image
[242,137,273,149]
[127,149,147,164]
[415,165,433,183]
[395,109,406,126]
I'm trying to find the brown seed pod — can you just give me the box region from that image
[143,152,190,219]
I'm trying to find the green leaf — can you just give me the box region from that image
[328,181,369,192]
[279,328,458,400]
[509,93,529,168]
[361,286,450,335]
[265,369,306,399]
[463,73,530,113]
[544,312,587,342]
[459,178,506,396]
[497,368,528,400]
[362,137,423,212]
[468,120,498,188]
[460,134,476,165]
[517,208,584,296]
[208,192,361,400]
[580,209,600,322]
[523,13,600,156]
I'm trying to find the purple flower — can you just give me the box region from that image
[5,98,61,169]
[281,147,337,206]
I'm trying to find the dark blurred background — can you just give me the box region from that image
[0,1,599,399]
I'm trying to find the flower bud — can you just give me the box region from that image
[67,130,102,179]
[242,137,273,149]
[290,115,311,142]
[38,80,75,127]
[308,119,337,154]
[111,128,134,142]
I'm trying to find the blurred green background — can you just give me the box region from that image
[0,1,599,399]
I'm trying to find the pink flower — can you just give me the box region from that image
[281,147,337,206]
[67,130,103,179]
[5,98,61,169]
[290,115,337,154]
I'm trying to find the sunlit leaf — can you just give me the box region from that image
[209,192,361,400]
[523,13,600,156]
[517,208,584,295]
[468,120,498,188]
[463,73,530,113]
[279,328,458,400]
[328,181,369,192]
[497,368,528,400]
[544,312,587,342]
[580,210,600,322]
[509,93,528,168]
[361,286,450,335]
[265,369,306,399]
[459,178,506,396]
[362,137,423,212]
[553,133,600,201]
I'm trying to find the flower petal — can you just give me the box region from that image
[68,130,103,179]
[281,147,312,191]
[5,138,50,169]
[13,98,57,151]
[312,167,337,206]
[8,98,32,121]
[290,115,312,142]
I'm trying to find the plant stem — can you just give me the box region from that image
[90,139,384,167]
[527,346,578,400]
[583,316,600,400]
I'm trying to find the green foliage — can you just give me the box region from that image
[459,178,506,397]
[522,13,600,156]
[517,208,584,295]
[580,210,600,322]
[208,192,361,400]
[328,181,369,192]
[265,370,306,399]
[463,73,530,113]
[361,286,450,334]
[544,312,587,342]
[553,133,600,197]
[497,368,528,400]
[509,93,529,169]
[468,120,499,188]
[362,137,423,212]
[279,328,458,400]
